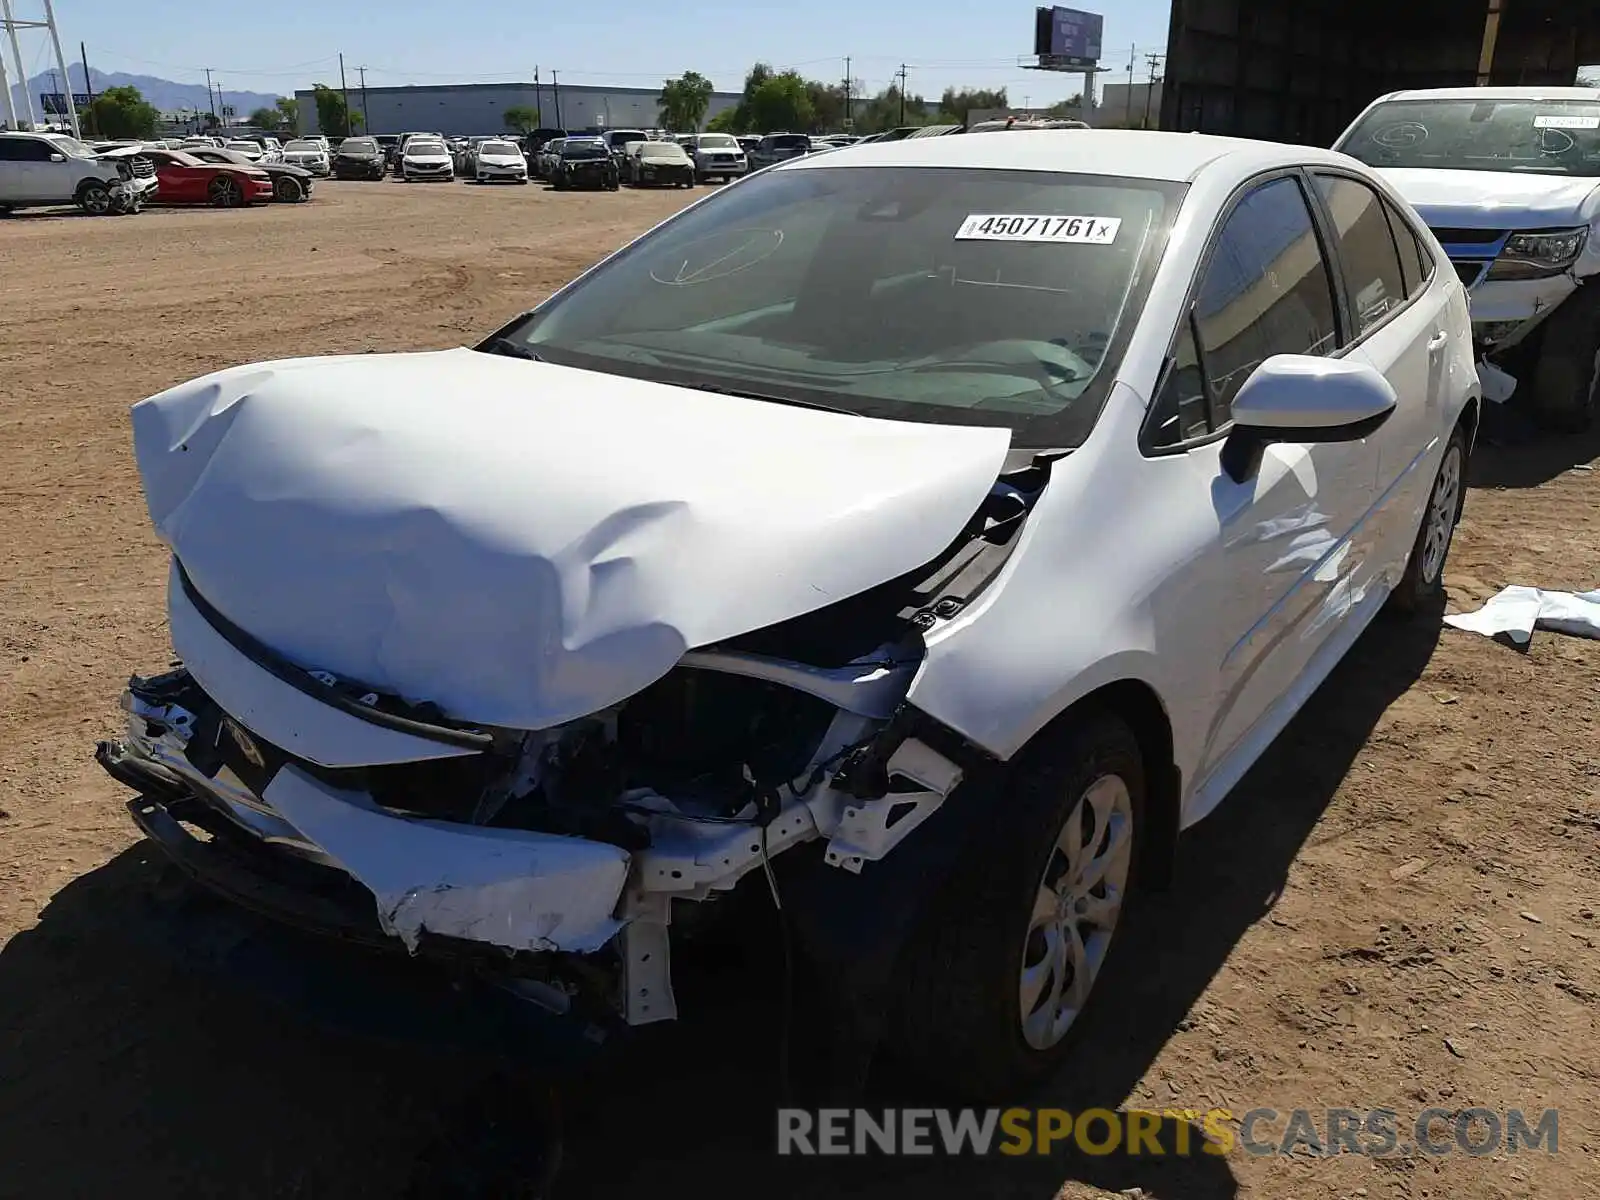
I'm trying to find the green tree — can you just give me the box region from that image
[248,106,283,130]
[276,96,299,131]
[705,107,740,133]
[503,104,541,133]
[310,84,361,136]
[1045,95,1083,118]
[658,70,714,132]
[937,87,1008,121]
[747,71,813,133]
[83,85,159,140]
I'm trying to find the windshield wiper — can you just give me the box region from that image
[477,337,542,362]
[673,380,856,416]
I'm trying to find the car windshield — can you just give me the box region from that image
[341,138,378,153]
[481,141,518,155]
[641,142,683,158]
[609,131,646,146]
[768,135,809,150]
[162,150,204,166]
[409,140,445,154]
[1339,97,1600,177]
[226,142,258,152]
[564,142,606,159]
[697,134,738,149]
[46,135,95,158]
[496,166,1180,448]
[285,140,319,151]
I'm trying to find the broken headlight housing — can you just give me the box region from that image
[1485,226,1589,281]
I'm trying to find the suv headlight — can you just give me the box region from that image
[1486,226,1590,280]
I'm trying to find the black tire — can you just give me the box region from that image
[1526,286,1600,433]
[889,713,1147,1100]
[77,180,113,216]
[0,204,12,217]
[1387,423,1468,615]
[274,175,304,203]
[208,175,243,207]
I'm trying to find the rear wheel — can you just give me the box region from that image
[890,714,1145,1099]
[1526,286,1600,433]
[1388,424,1467,615]
[274,175,304,203]
[208,175,243,207]
[77,180,113,215]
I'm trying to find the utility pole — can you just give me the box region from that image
[896,63,908,126]
[1142,51,1164,129]
[843,56,850,130]
[79,40,94,134]
[1125,44,1135,126]
[551,69,561,129]
[533,64,540,126]
[339,52,350,135]
[204,67,217,122]
[214,81,224,126]
[357,65,369,134]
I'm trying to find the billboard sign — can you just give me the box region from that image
[1033,7,1103,68]
[40,92,92,114]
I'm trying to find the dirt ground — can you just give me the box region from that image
[1,180,1598,1200]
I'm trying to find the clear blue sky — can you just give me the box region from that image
[15,0,1174,105]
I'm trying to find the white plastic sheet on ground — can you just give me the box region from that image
[1443,585,1600,645]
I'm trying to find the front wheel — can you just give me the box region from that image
[1388,424,1467,615]
[77,180,113,215]
[1526,286,1600,433]
[274,176,304,203]
[889,714,1145,1099]
[208,175,243,207]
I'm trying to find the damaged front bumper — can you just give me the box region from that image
[98,650,965,1029]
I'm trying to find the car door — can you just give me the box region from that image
[1307,171,1447,523]
[1144,172,1381,787]
[12,136,63,202]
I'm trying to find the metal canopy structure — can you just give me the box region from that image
[1159,0,1600,144]
[0,0,79,137]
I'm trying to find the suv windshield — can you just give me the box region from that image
[1340,97,1600,177]
[494,165,1180,448]
[46,135,94,158]
[563,142,607,159]
[697,135,738,150]
[767,135,810,150]
[608,131,647,147]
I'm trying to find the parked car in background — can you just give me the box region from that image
[0,131,155,215]
[224,139,265,163]
[374,134,400,170]
[551,138,618,190]
[535,137,568,179]
[625,139,695,188]
[393,132,443,175]
[736,134,761,158]
[601,129,650,163]
[521,128,566,170]
[127,146,273,207]
[186,145,315,202]
[1334,85,1600,432]
[399,136,454,182]
[281,138,331,177]
[100,130,1480,1100]
[683,132,747,183]
[333,136,387,180]
[472,138,529,183]
[748,132,812,170]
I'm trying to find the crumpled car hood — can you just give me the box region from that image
[131,348,1010,731]
[1376,168,1600,228]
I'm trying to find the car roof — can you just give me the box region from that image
[778,128,1360,183]
[1374,86,1600,103]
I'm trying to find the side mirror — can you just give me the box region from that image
[49,152,66,162]
[1220,354,1396,483]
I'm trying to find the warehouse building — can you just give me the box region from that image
[294,80,742,137]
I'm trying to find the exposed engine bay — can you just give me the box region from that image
[100,456,1050,1028]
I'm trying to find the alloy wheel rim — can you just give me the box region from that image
[1421,444,1462,584]
[1019,774,1134,1051]
[84,187,109,213]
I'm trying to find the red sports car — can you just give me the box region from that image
[138,147,274,207]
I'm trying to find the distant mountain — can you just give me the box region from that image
[8,65,282,122]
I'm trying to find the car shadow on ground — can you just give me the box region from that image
[1470,404,1600,488]
[0,606,1442,1200]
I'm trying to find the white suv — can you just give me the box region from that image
[0,131,158,215]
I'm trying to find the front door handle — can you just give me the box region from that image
[1427,330,1450,353]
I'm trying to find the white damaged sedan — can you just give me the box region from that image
[100,130,1479,1096]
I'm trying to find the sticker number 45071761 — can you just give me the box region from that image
[955,214,1122,243]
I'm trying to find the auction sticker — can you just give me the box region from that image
[955,214,1122,244]
[1533,114,1600,130]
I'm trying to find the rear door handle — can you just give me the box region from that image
[1427,331,1450,352]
